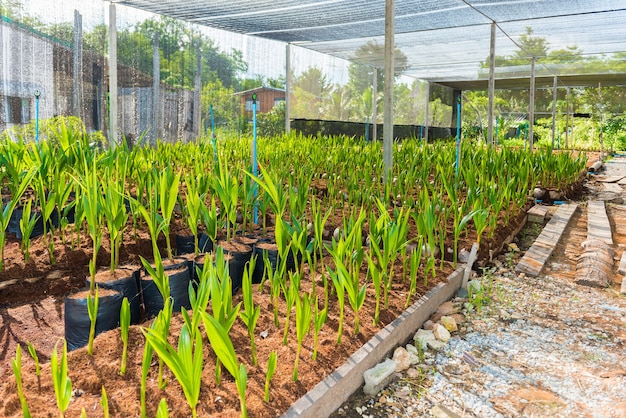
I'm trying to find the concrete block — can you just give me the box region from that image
[363,358,397,395]
[527,205,548,223]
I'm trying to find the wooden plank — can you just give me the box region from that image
[596,175,624,183]
[587,200,613,245]
[603,183,623,194]
[516,204,578,277]
[619,251,626,275]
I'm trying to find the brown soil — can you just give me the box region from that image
[0,170,590,417]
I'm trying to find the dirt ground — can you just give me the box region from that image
[0,155,594,417]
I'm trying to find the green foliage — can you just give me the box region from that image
[202,313,248,418]
[264,351,277,402]
[143,317,204,418]
[101,386,109,418]
[293,292,312,381]
[87,287,99,355]
[119,298,131,376]
[239,258,260,366]
[11,345,32,418]
[51,339,72,418]
[257,101,286,137]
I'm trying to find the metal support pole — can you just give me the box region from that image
[252,95,258,224]
[487,22,496,145]
[565,87,570,148]
[210,105,217,165]
[455,95,462,178]
[194,43,202,141]
[34,90,40,142]
[424,82,430,143]
[383,0,395,183]
[551,75,558,149]
[598,82,604,161]
[372,67,378,141]
[528,57,536,151]
[73,10,83,118]
[285,44,291,134]
[153,33,160,145]
[108,4,118,147]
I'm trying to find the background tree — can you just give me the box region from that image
[347,40,409,98]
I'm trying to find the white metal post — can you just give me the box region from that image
[73,10,83,119]
[153,33,160,145]
[424,82,430,143]
[285,43,291,134]
[108,4,118,147]
[528,57,536,150]
[194,42,202,140]
[383,0,395,183]
[372,67,377,141]
[487,22,496,145]
[551,75,557,148]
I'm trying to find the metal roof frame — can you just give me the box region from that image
[112,0,626,88]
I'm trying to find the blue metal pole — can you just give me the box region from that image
[252,98,258,224]
[210,104,217,165]
[455,95,461,178]
[34,90,40,142]
[365,116,370,142]
[420,124,423,143]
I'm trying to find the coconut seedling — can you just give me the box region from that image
[292,291,312,381]
[208,247,241,385]
[183,174,206,255]
[202,313,249,418]
[50,339,72,418]
[239,257,260,365]
[76,157,104,292]
[264,351,277,402]
[11,344,31,418]
[0,168,35,271]
[101,163,129,271]
[86,286,99,355]
[119,297,130,376]
[26,341,41,390]
[143,314,204,418]
[140,298,173,417]
[34,176,57,264]
[312,295,327,361]
[212,157,239,242]
[19,198,39,264]
[101,385,109,418]
[157,167,181,260]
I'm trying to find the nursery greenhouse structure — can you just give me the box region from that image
[1,1,626,417]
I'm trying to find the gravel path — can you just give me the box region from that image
[333,158,626,418]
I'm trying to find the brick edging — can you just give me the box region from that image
[282,267,465,418]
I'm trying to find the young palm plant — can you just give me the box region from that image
[19,198,39,264]
[239,258,260,365]
[292,292,312,381]
[202,313,249,418]
[50,339,72,418]
[142,313,204,418]
[0,168,35,270]
[11,344,32,418]
[119,297,130,375]
[264,351,277,402]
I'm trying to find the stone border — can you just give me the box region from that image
[282,267,464,418]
